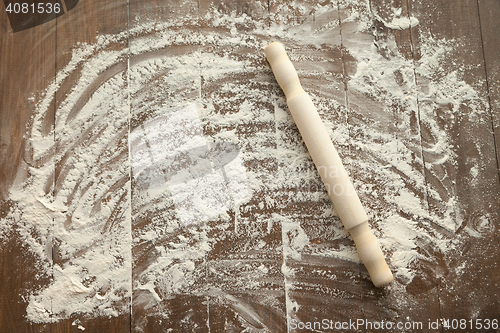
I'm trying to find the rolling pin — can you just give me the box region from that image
[264,42,393,287]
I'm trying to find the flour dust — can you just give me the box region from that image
[0,0,491,329]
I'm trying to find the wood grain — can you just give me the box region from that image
[128,1,203,332]
[0,2,57,332]
[478,0,500,171]
[200,1,286,332]
[1,0,499,332]
[366,0,442,325]
[409,0,500,320]
[53,1,130,332]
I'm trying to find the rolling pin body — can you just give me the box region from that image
[264,42,393,287]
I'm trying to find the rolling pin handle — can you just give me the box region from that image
[349,222,393,287]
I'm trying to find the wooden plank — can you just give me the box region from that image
[1,0,131,328]
[198,1,286,332]
[0,0,131,331]
[128,1,206,332]
[478,0,500,171]
[49,0,130,331]
[363,0,442,325]
[337,0,428,326]
[409,0,500,320]
[0,2,57,331]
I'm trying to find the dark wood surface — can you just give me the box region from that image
[1,0,499,332]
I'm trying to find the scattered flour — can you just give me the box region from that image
[375,13,419,30]
[0,0,491,327]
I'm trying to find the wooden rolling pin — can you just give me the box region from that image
[264,42,393,287]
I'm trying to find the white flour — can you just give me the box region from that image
[0,0,492,328]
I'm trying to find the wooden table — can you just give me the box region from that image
[1,0,499,332]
